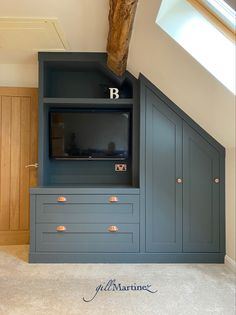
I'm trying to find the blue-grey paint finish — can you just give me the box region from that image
[48,159,132,187]
[30,187,140,194]
[38,52,139,188]
[219,151,225,254]
[183,122,220,252]
[29,252,224,264]
[39,52,137,86]
[38,60,44,186]
[43,98,134,104]
[139,74,225,261]
[29,195,36,252]
[145,89,183,252]
[36,223,139,253]
[139,74,224,153]
[139,74,147,253]
[36,194,139,223]
[30,54,225,264]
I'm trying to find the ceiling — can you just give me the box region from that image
[0,0,109,64]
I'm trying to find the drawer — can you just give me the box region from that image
[36,194,139,223]
[36,223,139,253]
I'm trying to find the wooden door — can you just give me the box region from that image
[0,87,38,245]
[183,122,220,252]
[145,89,183,252]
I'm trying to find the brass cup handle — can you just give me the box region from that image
[57,196,67,202]
[109,196,119,203]
[108,225,119,233]
[56,225,66,232]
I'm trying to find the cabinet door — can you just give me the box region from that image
[183,123,220,252]
[145,90,182,252]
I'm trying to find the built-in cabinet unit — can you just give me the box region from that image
[29,53,225,263]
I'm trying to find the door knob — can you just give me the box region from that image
[25,163,39,168]
[176,178,182,184]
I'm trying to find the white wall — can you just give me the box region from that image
[0,64,38,87]
[128,0,235,262]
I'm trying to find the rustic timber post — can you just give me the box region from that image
[107,0,138,76]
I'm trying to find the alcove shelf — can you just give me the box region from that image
[43,98,134,104]
[38,52,139,188]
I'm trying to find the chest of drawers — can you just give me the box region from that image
[30,188,140,261]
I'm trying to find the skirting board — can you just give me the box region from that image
[225,255,236,272]
[29,252,225,263]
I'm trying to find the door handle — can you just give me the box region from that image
[25,163,39,168]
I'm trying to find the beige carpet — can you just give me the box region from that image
[0,245,235,315]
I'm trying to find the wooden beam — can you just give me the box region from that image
[107,0,138,76]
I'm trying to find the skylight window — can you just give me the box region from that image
[198,0,236,31]
[156,0,236,94]
[188,0,236,39]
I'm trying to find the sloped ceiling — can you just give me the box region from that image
[128,0,235,148]
[0,0,235,148]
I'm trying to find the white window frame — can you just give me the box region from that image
[188,0,236,41]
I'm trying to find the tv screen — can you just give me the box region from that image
[49,109,131,160]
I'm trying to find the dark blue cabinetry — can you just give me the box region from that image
[183,122,220,252]
[29,53,225,263]
[145,90,183,252]
[38,53,139,188]
[36,194,139,223]
[36,223,139,253]
[140,75,225,263]
[29,188,141,262]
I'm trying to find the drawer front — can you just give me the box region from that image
[36,223,139,253]
[36,195,139,223]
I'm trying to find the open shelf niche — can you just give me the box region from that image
[38,52,139,188]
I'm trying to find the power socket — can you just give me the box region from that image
[115,164,127,172]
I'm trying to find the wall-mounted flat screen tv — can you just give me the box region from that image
[49,109,131,160]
